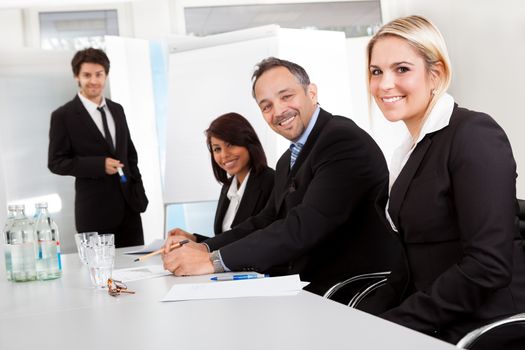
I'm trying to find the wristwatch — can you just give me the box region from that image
[210,250,225,273]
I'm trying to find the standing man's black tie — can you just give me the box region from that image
[97,107,115,153]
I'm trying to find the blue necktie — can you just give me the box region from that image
[290,142,303,168]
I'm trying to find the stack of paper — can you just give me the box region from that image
[161,274,308,302]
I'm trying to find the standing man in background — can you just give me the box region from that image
[48,48,148,248]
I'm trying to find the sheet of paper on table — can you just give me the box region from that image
[112,265,171,282]
[161,274,309,302]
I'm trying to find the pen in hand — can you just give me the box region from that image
[133,239,190,262]
[117,167,127,183]
[211,274,269,281]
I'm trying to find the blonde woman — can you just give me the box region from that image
[367,15,525,346]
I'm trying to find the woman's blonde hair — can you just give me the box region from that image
[367,15,452,116]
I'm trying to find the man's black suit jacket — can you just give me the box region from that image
[193,167,275,242]
[48,95,148,233]
[205,108,402,295]
[380,105,525,343]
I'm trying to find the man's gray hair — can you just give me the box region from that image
[251,57,310,98]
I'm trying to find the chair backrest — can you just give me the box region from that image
[323,271,390,305]
[348,277,388,308]
[456,313,525,349]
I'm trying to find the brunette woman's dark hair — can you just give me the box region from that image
[206,112,267,184]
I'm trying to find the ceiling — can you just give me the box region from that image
[185,1,382,37]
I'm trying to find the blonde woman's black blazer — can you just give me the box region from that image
[381,104,525,343]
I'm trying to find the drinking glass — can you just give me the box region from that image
[74,232,98,264]
[89,233,114,247]
[85,234,115,288]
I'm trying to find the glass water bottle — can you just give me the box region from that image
[34,202,62,280]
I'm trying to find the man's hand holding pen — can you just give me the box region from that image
[105,157,124,175]
[161,234,214,276]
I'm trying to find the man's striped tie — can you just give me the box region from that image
[290,142,304,168]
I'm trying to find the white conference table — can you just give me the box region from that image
[0,247,457,350]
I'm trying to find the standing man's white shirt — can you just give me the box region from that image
[78,92,116,148]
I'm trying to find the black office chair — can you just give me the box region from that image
[455,313,525,349]
[325,276,525,349]
[323,271,390,307]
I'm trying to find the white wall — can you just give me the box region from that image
[105,36,165,244]
[0,9,24,48]
[0,49,77,253]
[346,36,372,133]
[129,0,174,39]
[381,0,525,198]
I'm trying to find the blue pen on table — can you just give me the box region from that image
[211,274,269,281]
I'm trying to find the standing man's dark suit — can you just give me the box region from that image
[206,108,401,295]
[193,166,275,242]
[48,95,148,247]
[379,105,525,343]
